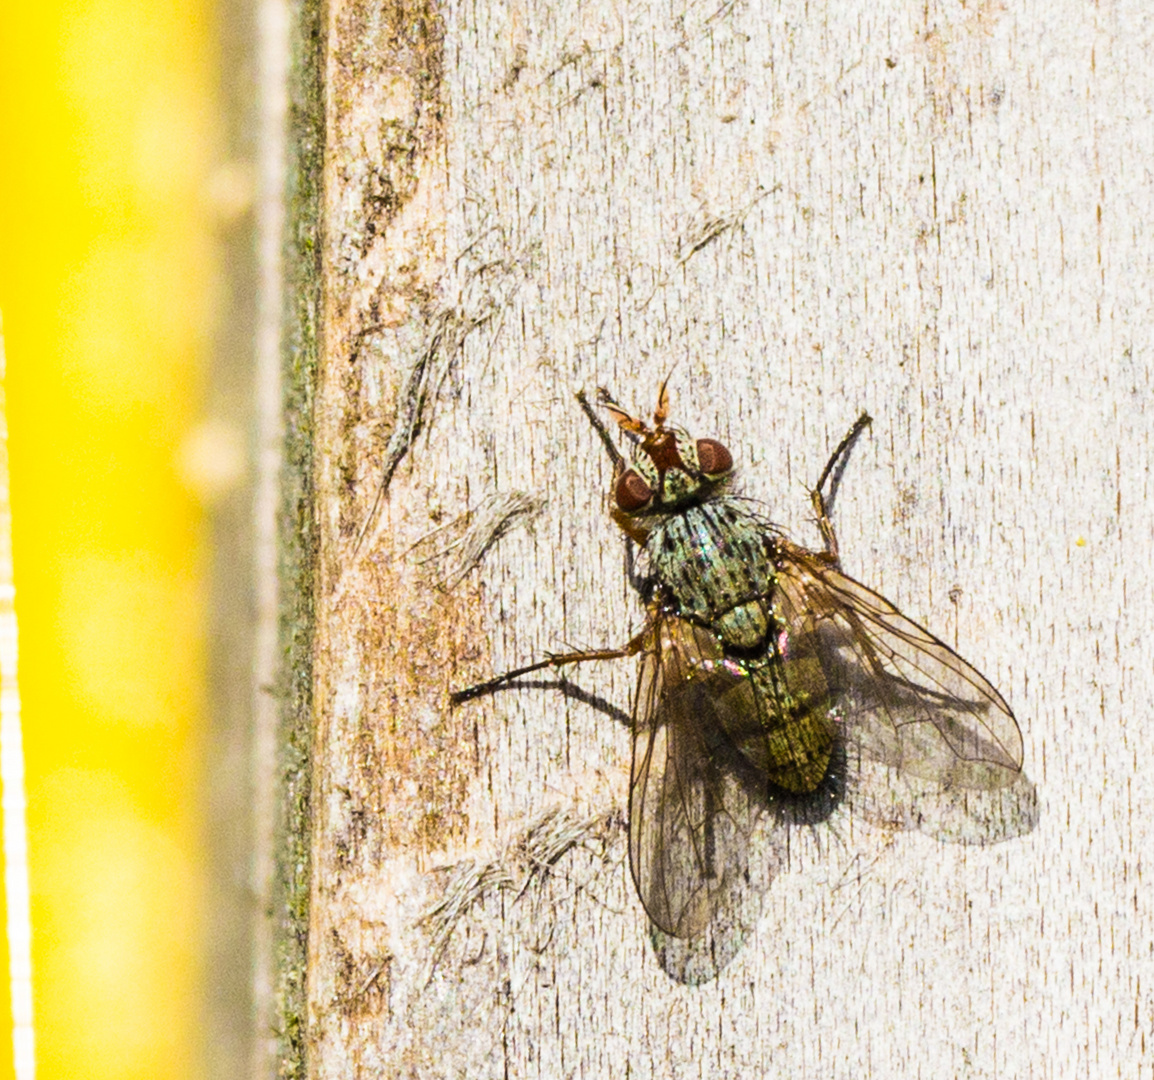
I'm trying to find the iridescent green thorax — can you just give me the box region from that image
[646,500,776,651]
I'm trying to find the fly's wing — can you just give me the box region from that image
[628,615,771,942]
[773,543,1024,789]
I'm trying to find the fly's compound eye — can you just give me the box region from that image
[615,469,654,513]
[695,439,733,476]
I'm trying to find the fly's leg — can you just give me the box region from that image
[811,411,872,564]
[577,388,626,472]
[454,390,655,706]
[577,388,652,596]
[451,625,650,706]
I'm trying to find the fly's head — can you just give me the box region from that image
[600,380,734,517]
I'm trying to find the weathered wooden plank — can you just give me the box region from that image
[297,0,1154,1075]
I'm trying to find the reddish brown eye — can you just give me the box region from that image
[695,438,733,476]
[615,469,653,512]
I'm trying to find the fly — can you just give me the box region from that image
[453,381,1024,943]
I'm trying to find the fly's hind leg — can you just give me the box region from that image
[811,411,872,564]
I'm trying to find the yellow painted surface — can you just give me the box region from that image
[0,0,217,1076]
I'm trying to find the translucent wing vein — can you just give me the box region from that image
[774,545,1023,787]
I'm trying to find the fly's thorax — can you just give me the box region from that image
[614,427,733,515]
[646,500,777,651]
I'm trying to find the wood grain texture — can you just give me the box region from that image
[304,0,1153,1075]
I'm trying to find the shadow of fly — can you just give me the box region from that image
[452,381,1024,973]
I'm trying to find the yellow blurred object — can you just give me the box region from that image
[0,0,217,1075]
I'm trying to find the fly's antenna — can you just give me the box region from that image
[595,387,648,443]
[653,371,674,428]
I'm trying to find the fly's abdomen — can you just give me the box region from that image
[711,653,835,794]
[752,657,835,792]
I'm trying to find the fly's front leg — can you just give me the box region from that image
[578,388,652,597]
[610,505,653,598]
[620,534,658,602]
[811,411,872,564]
[451,625,650,705]
[577,388,626,473]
